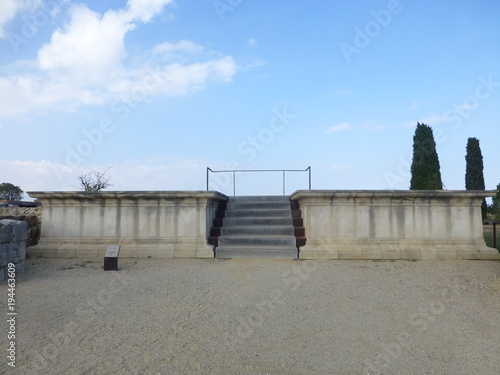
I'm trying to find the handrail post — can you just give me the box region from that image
[283,171,286,196]
[494,222,497,250]
[206,167,209,191]
[233,170,236,196]
[308,166,311,190]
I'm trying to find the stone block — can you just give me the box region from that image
[291,190,500,260]
[379,240,402,259]
[298,239,339,259]
[400,247,421,260]
[0,245,7,266]
[337,239,362,259]
[0,223,12,244]
[26,191,228,258]
[131,247,157,258]
[358,244,382,259]
[11,221,27,243]
[17,242,26,260]
[420,247,438,260]
[6,244,15,262]
[432,241,458,260]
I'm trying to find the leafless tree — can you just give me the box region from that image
[78,168,113,192]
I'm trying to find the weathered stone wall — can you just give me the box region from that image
[0,220,27,281]
[0,206,42,247]
[292,190,500,260]
[27,191,227,258]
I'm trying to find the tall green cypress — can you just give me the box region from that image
[465,137,487,220]
[410,123,443,190]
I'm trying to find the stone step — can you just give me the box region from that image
[216,247,297,259]
[228,196,290,202]
[227,201,291,210]
[218,236,296,247]
[214,195,301,259]
[224,208,291,218]
[221,225,294,236]
[222,217,293,226]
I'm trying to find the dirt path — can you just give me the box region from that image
[1,258,499,374]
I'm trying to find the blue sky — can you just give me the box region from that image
[1,0,499,197]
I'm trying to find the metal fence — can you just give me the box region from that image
[484,222,499,251]
[494,222,498,250]
[206,167,311,196]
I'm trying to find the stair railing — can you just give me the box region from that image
[206,167,311,196]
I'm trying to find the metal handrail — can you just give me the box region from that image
[207,167,311,196]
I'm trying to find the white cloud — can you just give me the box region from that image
[37,5,130,83]
[0,0,238,122]
[0,157,208,194]
[239,59,266,71]
[124,0,173,23]
[325,122,352,134]
[330,163,351,171]
[153,40,205,55]
[0,0,48,39]
[248,38,257,47]
[0,160,75,192]
[0,0,19,38]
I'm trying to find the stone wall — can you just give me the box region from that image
[291,190,500,260]
[27,191,227,258]
[0,206,42,247]
[0,220,27,281]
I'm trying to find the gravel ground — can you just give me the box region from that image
[1,258,499,375]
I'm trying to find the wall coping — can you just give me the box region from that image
[28,191,228,201]
[291,190,497,200]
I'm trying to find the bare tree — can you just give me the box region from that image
[78,169,113,192]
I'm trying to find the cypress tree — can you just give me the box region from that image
[410,123,443,190]
[465,137,487,220]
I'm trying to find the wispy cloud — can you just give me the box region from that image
[247,38,257,47]
[360,121,386,131]
[152,40,205,58]
[325,122,352,134]
[330,163,351,171]
[409,101,420,111]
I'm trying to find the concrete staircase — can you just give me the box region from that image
[215,196,299,259]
